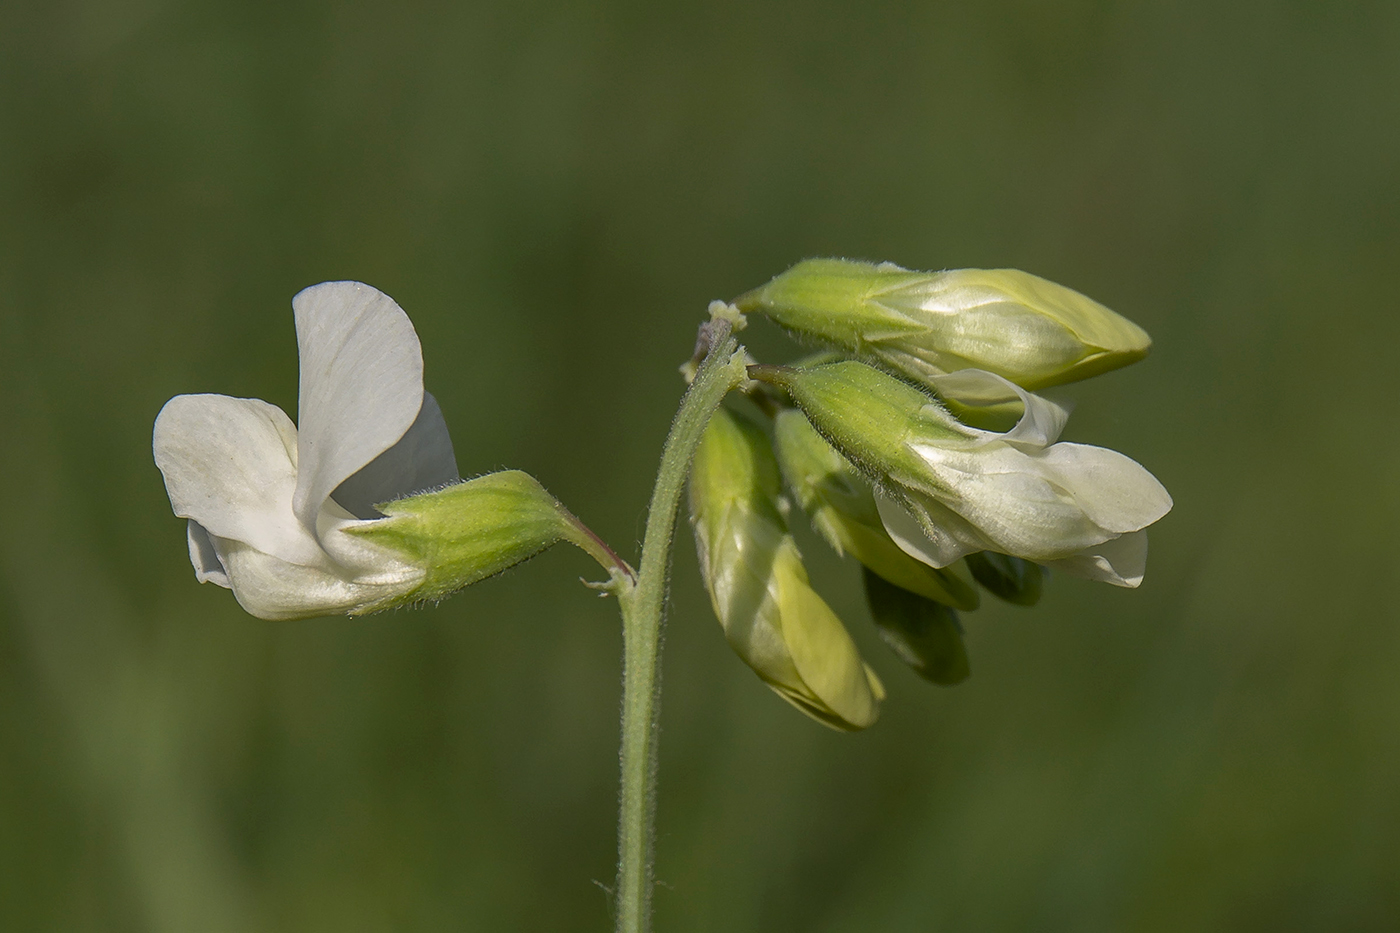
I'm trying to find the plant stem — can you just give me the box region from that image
[613,324,745,933]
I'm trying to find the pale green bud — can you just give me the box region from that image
[350,470,607,606]
[862,569,969,685]
[965,552,1043,606]
[690,406,884,731]
[772,408,978,610]
[736,258,1151,389]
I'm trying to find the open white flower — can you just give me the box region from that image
[153,282,460,620]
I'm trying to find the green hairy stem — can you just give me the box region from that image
[613,323,746,933]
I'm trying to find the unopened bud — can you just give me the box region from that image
[736,258,1151,389]
[964,552,1043,606]
[862,569,969,685]
[690,406,883,730]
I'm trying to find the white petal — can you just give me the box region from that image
[314,512,430,581]
[330,392,459,518]
[874,488,980,568]
[210,532,424,621]
[291,282,426,530]
[186,520,230,587]
[1043,531,1149,588]
[906,443,1119,560]
[927,368,1068,448]
[1034,443,1173,533]
[154,394,325,567]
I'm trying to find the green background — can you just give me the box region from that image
[3,1,1398,930]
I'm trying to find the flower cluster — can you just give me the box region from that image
[689,259,1171,729]
[153,265,1170,733]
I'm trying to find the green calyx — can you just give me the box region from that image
[751,360,963,487]
[350,470,624,605]
[772,409,978,610]
[735,258,931,347]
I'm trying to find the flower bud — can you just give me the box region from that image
[754,361,1172,588]
[349,470,592,606]
[772,408,978,610]
[862,569,969,685]
[690,406,884,730]
[750,360,962,485]
[735,258,1151,389]
[964,552,1043,606]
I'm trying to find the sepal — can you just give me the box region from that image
[350,470,581,607]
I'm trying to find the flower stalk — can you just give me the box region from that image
[612,321,748,933]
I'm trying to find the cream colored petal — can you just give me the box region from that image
[331,391,460,518]
[154,394,325,568]
[927,368,1068,447]
[1033,443,1173,534]
[905,443,1139,560]
[207,531,424,621]
[1043,530,1149,588]
[873,487,981,568]
[291,282,426,530]
[186,520,229,587]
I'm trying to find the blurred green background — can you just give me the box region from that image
[3,0,1398,930]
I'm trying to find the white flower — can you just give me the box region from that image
[153,282,460,620]
[871,368,1172,587]
[754,361,1172,589]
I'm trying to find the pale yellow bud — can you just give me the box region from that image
[689,407,883,730]
[737,258,1151,389]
